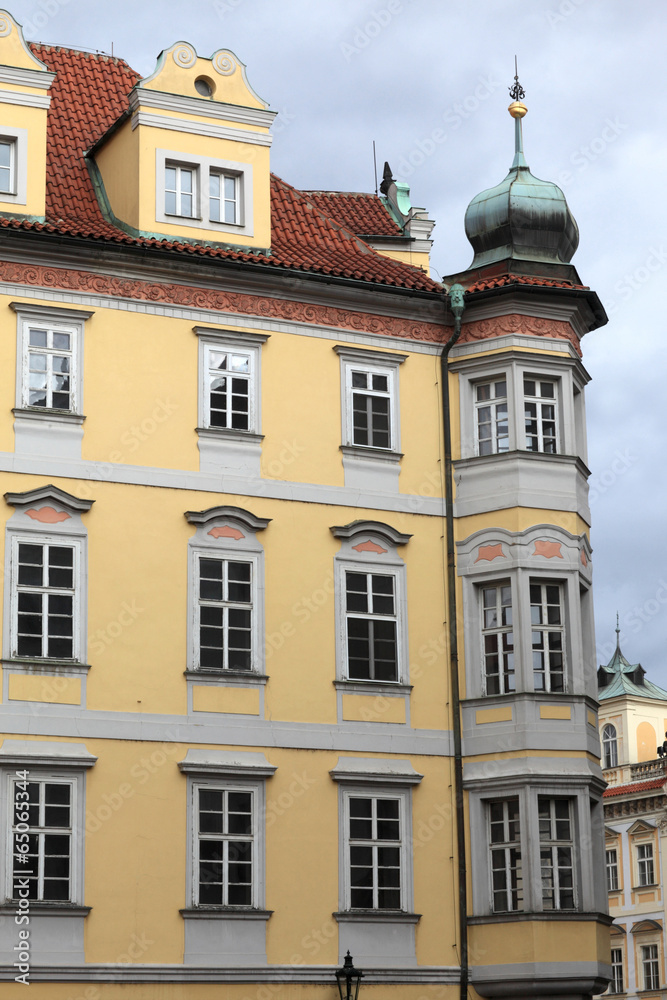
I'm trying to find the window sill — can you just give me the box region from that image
[334,911,420,923]
[467,910,612,924]
[2,657,90,675]
[633,884,657,890]
[13,407,85,424]
[180,907,272,920]
[196,427,264,444]
[334,680,412,695]
[185,669,268,686]
[0,902,90,916]
[340,445,403,463]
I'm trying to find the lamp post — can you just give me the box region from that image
[335,951,363,1000]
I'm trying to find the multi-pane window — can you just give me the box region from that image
[638,843,655,886]
[198,558,252,670]
[25,326,73,410]
[481,583,514,695]
[165,163,196,218]
[11,778,72,901]
[476,380,509,455]
[530,582,565,692]
[642,944,660,991]
[602,723,618,768]
[206,347,251,430]
[350,368,392,449]
[348,794,402,910]
[524,378,558,453]
[14,542,75,659]
[345,571,398,682]
[610,948,624,994]
[538,797,575,910]
[0,138,14,194]
[196,786,254,906]
[489,799,522,912]
[210,171,238,224]
[606,848,619,892]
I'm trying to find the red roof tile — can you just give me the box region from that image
[19,45,440,293]
[466,273,588,293]
[302,191,403,238]
[604,777,666,798]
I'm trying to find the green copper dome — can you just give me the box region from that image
[464,108,579,268]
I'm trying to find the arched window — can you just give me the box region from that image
[602,724,618,768]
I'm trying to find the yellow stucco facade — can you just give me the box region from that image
[0,10,610,1000]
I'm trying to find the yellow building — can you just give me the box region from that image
[0,11,609,1000]
[599,630,667,999]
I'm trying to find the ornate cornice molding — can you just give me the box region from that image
[0,261,445,344]
[458,313,581,356]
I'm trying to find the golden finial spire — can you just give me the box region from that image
[508,56,527,120]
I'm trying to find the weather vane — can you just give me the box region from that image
[509,56,525,102]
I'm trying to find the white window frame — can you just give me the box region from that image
[164,160,198,219]
[602,724,619,768]
[637,842,656,887]
[488,797,523,913]
[197,332,265,434]
[334,347,406,456]
[457,525,591,699]
[610,947,624,994]
[194,551,257,673]
[209,169,242,226]
[453,351,588,461]
[0,747,94,909]
[469,783,597,917]
[538,795,576,911]
[336,559,406,685]
[480,580,515,695]
[474,377,509,456]
[523,375,559,453]
[606,848,619,892]
[155,148,253,237]
[530,580,566,694]
[0,127,27,206]
[186,507,268,677]
[340,785,411,913]
[642,943,660,991]
[12,303,92,417]
[7,533,83,664]
[179,749,275,916]
[190,778,259,908]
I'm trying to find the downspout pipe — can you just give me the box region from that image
[441,283,467,1000]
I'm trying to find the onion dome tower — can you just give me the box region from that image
[464,93,579,268]
[444,65,611,1000]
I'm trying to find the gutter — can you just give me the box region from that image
[440,283,467,1000]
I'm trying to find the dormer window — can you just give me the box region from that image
[0,138,15,194]
[165,162,196,218]
[209,171,239,225]
[155,150,253,237]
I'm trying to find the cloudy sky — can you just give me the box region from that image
[11,0,667,684]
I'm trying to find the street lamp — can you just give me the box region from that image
[335,951,363,1000]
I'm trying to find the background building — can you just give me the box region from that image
[600,630,667,999]
[0,11,609,999]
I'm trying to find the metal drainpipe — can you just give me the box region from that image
[441,283,467,1000]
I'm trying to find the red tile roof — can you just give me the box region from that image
[604,778,666,798]
[466,273,589,293]
[302,191,403,238]
[16,45,439,293]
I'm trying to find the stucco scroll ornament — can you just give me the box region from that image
[0,16,12,36]
[458,313,582,356]
[657,812,667,833]
[172,44,197,68]
[213,51,236,76]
